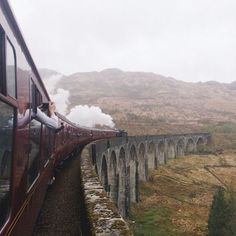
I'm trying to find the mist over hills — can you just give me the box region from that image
[40,68,236,135]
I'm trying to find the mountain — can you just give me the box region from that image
[39,68,236,136]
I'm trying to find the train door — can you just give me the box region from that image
[0,26,17,228]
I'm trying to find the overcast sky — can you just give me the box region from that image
[10,0,236,82]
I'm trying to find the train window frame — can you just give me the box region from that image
[0,99,16,228]
[0,25,17,99]
[27,80,42,191]
[6,38,17,99]
[27,118,41,191]
[0,25,6,95]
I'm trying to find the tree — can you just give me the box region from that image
[208,187,228,236]
[225,185,236,235]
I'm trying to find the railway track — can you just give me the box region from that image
[33,154,90,236]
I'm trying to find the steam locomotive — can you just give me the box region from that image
[0,1,126,235]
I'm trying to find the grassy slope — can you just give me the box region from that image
[130,154,236,236]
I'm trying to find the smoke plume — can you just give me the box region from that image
[67,105,115,128]
[44,73,63,94]
[51,88,70,115]
[42,71,115,128]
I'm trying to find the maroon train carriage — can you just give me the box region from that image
[0,1,124,235]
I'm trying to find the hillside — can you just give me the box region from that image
[130,153,236,236]
[39,68,236,136]
[39,69,236,235]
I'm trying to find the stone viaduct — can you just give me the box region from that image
[89,133,211,218]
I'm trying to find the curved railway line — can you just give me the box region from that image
[33,155,82,236]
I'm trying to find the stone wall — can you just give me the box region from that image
[80,148,133,236]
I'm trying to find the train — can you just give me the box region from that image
[0,1,127,235]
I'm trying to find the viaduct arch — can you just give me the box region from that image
[92,133,210,217]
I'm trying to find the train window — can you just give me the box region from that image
[27,119,41,188]
[6,40,16,98]
[0,100,14,227]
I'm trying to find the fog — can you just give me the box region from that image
[10,0,236,83]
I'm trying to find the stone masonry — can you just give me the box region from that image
[81,148,133,236]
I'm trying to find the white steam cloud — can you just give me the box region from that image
[45,74,63,94]
[67,105,115,128]
[42,73,70,115]
[51,88,70,115]
[42,72,115,128]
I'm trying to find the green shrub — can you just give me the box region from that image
[208,186,236,236]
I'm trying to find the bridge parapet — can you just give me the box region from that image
[90,133,210,217]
